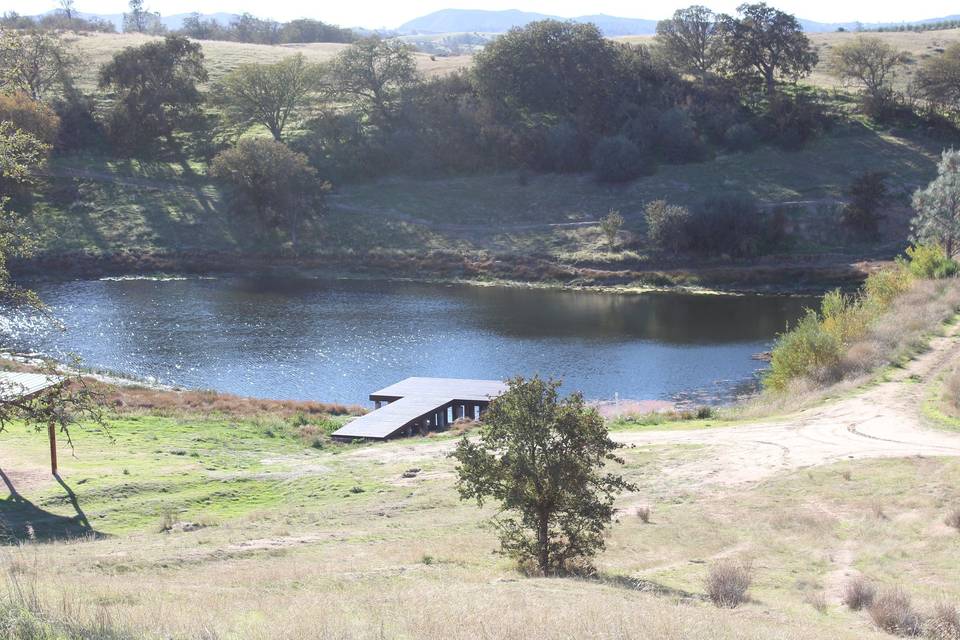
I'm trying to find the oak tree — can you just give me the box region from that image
[214,54,325,141]
[452,376,635,575]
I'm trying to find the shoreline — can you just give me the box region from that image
[11,248,879,296]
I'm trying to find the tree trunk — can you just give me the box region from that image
[765,68,776,97]
[537,508,550,574]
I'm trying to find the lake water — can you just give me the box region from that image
[1,277,817,405]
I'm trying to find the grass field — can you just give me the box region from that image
[618,28,960,93]
[64,32,470,92]
[2,397,959,639]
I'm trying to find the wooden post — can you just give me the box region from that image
[48,420,58,476]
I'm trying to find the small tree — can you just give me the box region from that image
[911,149,960,257]
[214,54,326,141]
[645,199,692,253]
[655,5,722,83]
[209,138,326,247]
[452,376,635,575]
[717,3,818,97]
[842,171,888,237]
[329,36,419,128]
[122,0,163,34]
[600,210,624,248]
[0,30,78,101]
[0,121,48,308]
[830,37,908,117]
[916,43,960,113]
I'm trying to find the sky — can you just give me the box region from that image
[7,0,960,30]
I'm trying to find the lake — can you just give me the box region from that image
[1,277,817,405]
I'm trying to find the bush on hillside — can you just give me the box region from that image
[654,107,707,163]
[685,194,781,257]
[644,199,692,253]
[902,244,959,279]
[591,135,653,183]
[842,171,888,238]
[540,122,587,173]
[723,122,760,152]
[0,92,59,145]
[705,559,752,608]
[868,587,923,636]
[764,263,915,391]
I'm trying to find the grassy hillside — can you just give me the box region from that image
[2,394,959,638]
[618,28,960,92]
[65,31,471,92]
[14,28,955,290]
[22,113,947,288]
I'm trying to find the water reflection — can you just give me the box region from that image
[1,277,816,404]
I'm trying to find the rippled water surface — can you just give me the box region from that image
[2,277,817,404]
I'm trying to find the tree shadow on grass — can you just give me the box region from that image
[0,468,106,544]
[587,572,708,603]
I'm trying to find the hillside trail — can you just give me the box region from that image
[345,325,960,485]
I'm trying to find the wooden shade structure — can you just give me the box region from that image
[0,372,65,475]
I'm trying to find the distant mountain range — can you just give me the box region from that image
[36,7,960,37]
[398,8,960,36]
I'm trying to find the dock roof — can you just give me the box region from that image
[370,377,508,402]
[0,372,64,403]
[333,377,508,440]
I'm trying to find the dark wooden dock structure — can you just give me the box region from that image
[331,377,507,441]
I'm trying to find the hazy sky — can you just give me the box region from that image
[9,0,960,29]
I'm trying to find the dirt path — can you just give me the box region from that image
[344,326,960,485]
[615,327,960,485]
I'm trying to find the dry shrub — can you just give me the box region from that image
[946,369,960,413]
[705,559,752,608]
[872,502,889,520]
[804,590,828,613]
[869,587,923,636]
[926,602,960,640]
[843,576,876,611]
[635,506,651,523]
[946,508,960,531]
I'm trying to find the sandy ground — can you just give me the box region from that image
[345,327,960,485]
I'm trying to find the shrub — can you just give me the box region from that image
[765,309,843,391]
[644,199,691,253]
[723,122,760,152]
[591,135,654,183]
[635,505,651,523]
[946,508,960,531]
[685,194,778,257]
[765,264,912,391]
[705,559,752,608]
[0,92,59,145]
[842,576,876,610]
[654,107,706,163]
[541,122,586,172]
[903,245,959,280]
[843,171,888,237]
[925,602,960,640]
[600,210,624,248]
[869,587,923,636]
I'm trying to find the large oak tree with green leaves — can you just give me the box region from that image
[452,376,635,575]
